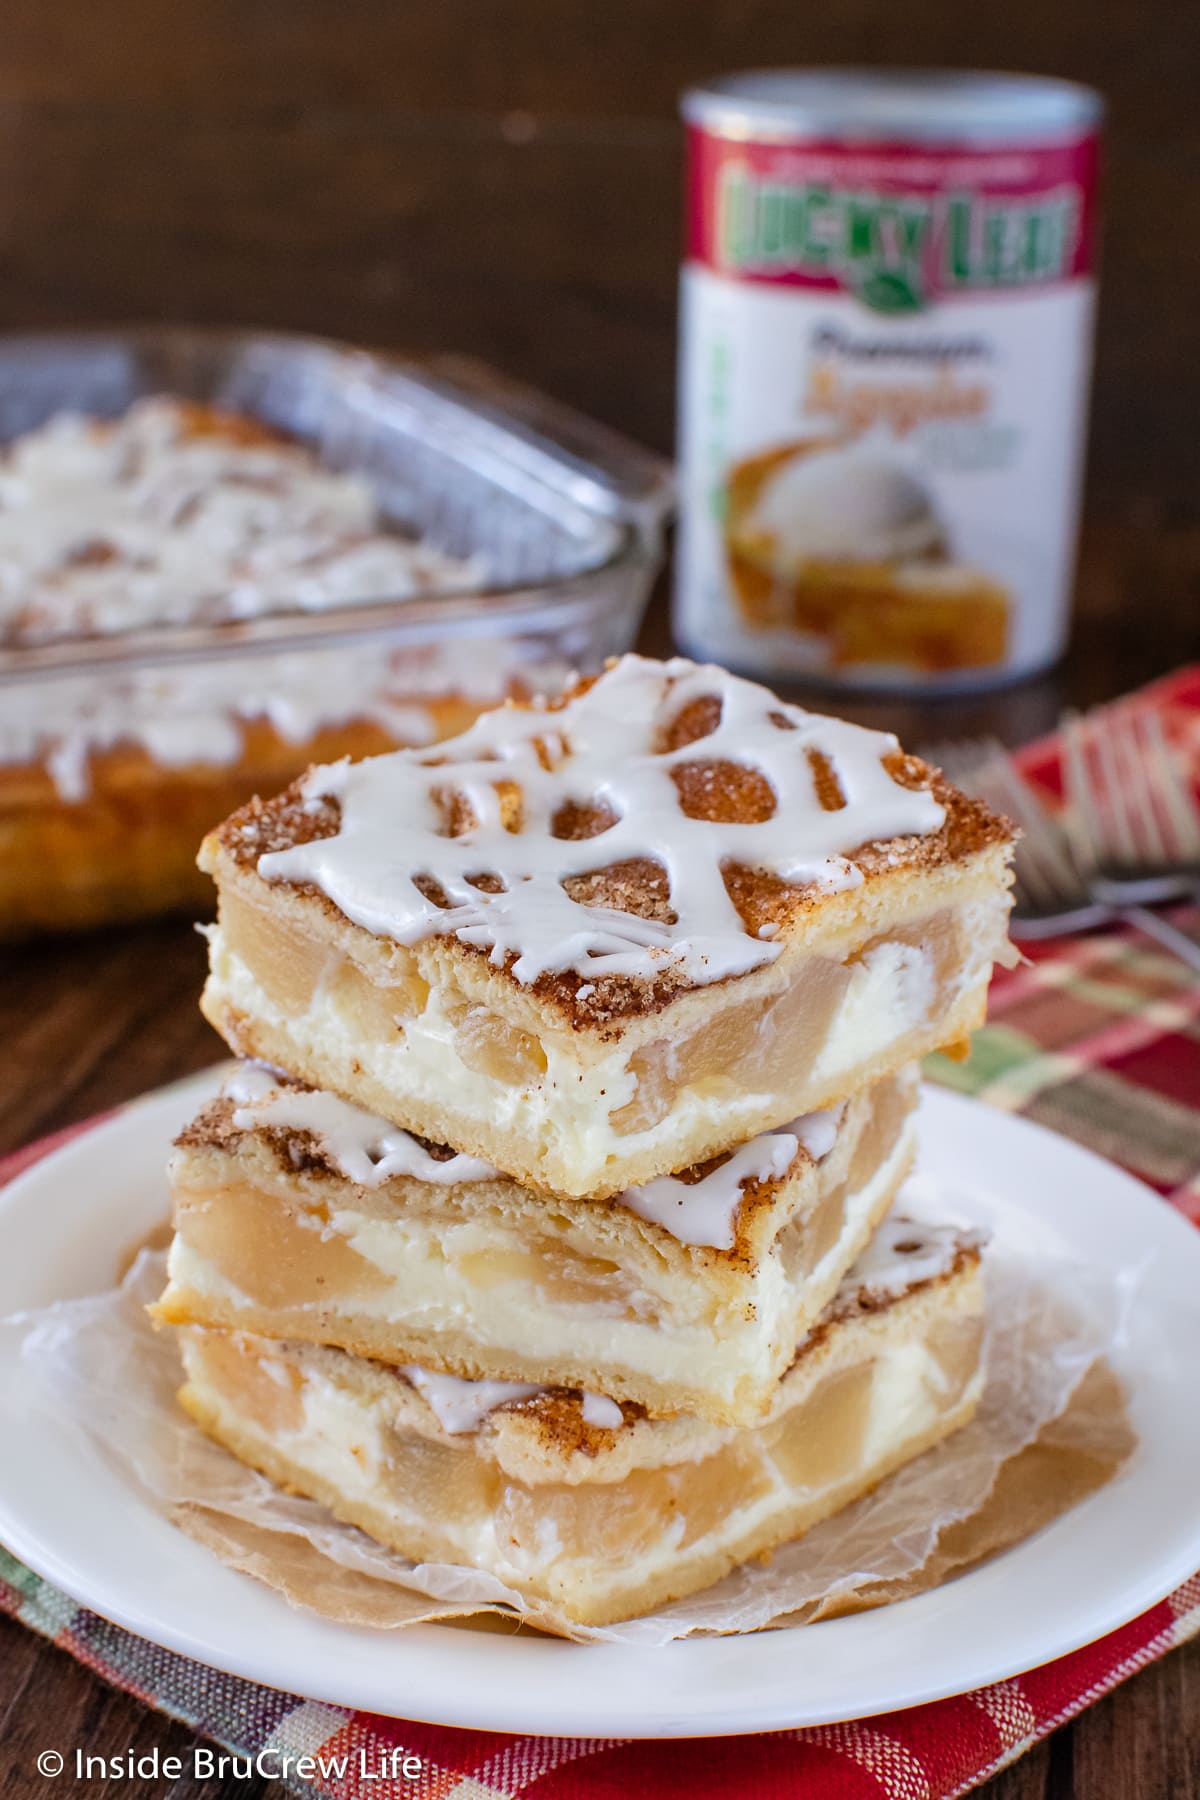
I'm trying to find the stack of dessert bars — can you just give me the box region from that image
[155,655,1015,1627]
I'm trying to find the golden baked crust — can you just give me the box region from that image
[469,1248,981,1472]
[196,658,1016,1195]
[179,1247,980,1481]
[197,906,997,1198]
[172,1063,913,1272]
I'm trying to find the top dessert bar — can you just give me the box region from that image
[199,654,1015,1197]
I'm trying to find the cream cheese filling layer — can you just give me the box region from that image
[166,1116,916,1407]
[206,928,639,1167]
[811,898,999,1088]
[205,912,979,1189]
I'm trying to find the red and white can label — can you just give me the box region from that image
[675,125,1101,689]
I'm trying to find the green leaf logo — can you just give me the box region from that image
[856,270,924,314]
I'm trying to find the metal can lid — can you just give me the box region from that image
[681,68,1104,145]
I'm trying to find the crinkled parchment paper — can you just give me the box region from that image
[3,1180,1136,1645]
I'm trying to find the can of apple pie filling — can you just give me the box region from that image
[675,70,1103,691]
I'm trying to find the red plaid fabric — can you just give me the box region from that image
[2,668,1198,1797]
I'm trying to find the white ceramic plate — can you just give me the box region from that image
[0,1071,1198,1739]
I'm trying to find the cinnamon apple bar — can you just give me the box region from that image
[0,397,482,649]
[176,1211,985,1627]
[198,654,1016,1198]
[153,1060,918,1425]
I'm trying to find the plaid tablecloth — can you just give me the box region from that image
[3,674,1199,1799]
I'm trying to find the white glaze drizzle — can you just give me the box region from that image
[580,1391,624,1429]
[400,1365,626,1437]
[0,397,482,645]
[3,651,430,802]
[401,1365,546,1434]
[620,1109,839,1251]
[224,1061,845,1249]
[2,639,547,803]
[790,1105,844,1163]
[257,654,945,987]
[834,1212,986,1306]
[225,1063,497,1187]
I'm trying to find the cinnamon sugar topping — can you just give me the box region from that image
[255,655,947,986]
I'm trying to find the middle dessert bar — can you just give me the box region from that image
[154,1061,919,1425]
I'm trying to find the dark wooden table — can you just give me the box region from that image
[1,534,1198,1799]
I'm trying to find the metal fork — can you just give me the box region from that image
[1062,703,1200,908]
[926,734,1200,971]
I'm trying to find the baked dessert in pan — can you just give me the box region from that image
[0,395,508,936]
[0,396,481,649]
[0,698,485,938]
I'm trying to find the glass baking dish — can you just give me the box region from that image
[0,328,673,938]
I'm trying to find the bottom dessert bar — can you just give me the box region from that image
[176,1214,985,1627]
